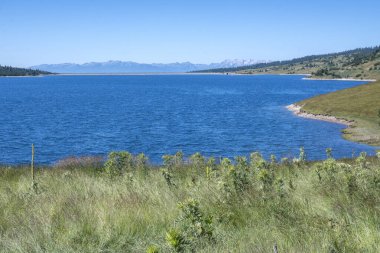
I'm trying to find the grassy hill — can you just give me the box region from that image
[196,46,380,80]
[296,80,380,145]
[0,151,379,252]
[0,65,51,76]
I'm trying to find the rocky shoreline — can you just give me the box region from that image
[286,104,354,126]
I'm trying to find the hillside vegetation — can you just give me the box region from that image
[296,80,380,145]
[0,151,379,252]
[0,65,51,76]
[196,46,380,80]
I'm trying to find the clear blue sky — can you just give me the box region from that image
[1,0,379,67]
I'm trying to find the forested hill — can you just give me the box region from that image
[194,46,380,80]
[0,65,52,76]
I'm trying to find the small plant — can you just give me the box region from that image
[174,151,184,167]
[235,156,248,171]
[281,157,290,165]
[162,169,176,187]
[166,229,187,253]
[270,154,277,165]
[219,158,234,196]
[146,245,159,253]
[166,198,213,252]
[205,166,211,181]
[206,157,217,171]
[315,157,339,182]
[135,153,148,172]
[343,169,357,195]
[299,146,306,163]
[220,157,252,194]
[274,177,286,198]
[250,152,266,170]
[204,158,217,181]
[189,152,205,169]
[257,168,274,191]
[292,147,306,166]
[355,152,368,169]
[229,156,250,192]
[177,198,214,241]
[162,154,175,170]
[221,158,232,172]
[326,148,333,159]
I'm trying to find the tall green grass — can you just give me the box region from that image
[0,150,379,252]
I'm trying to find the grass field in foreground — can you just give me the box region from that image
[296,80,380,146]
[0,151,379,252]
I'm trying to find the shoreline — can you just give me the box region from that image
[55,72,226,76]
[1,73,376,82]
[286,104,354,126]
[0,74,47,78]
[302,77,376,82]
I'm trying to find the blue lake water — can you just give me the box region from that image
[0,74,377,164]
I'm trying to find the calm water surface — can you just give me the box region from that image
[0,74,377,164]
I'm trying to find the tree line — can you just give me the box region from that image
[0,65,52,76]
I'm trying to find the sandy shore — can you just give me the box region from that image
[286,104,354,126]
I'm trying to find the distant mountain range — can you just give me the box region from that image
[30,59,265,73]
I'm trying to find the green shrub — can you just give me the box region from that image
[355,152,368,169]
[168,198,214,251]
[257,168,274,191]
[162,151,185,170]
[250,152,266,170]
[135,153,149,172]
[104,151,133,177]
[162,154,175,170]
[174,151,184,166]
[229,156,250,192]
[189,152,205,169]
[326,148,333,159]
[314,157,341,183]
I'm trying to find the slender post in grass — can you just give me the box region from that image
[31,144,35,181]
[31,144,36,190]
[273,243,278,253]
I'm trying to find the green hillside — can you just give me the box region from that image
[196,46,380,80]
[296,80,380,145]
[0,65,51,76]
